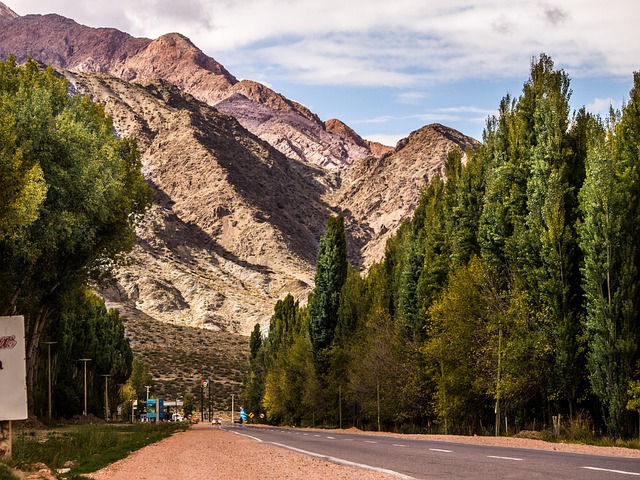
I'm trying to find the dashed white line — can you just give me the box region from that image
[365,440,378,444]
[429,448,453,453]
[393,444,407,447]
[487,455,523,461]
[583,466,640,476]
[326,436,335,439]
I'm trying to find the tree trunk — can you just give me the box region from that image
[25,307,50,414]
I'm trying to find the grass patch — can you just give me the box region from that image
[0,463,17,480]
[9,422,188,478]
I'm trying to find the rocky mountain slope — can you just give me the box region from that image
[0,3,478,334]
[65,71,331,331]
[337,124,478,267]
[0,7,372,169]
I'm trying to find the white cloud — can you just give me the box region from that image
[364,133,407,147]
[586,97,622,116]
[395,92,429,105]
[9,0,640,88]
[354,106,495,127]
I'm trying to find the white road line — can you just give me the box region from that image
[429,448,453,453]
[583,466,640,476]
[326,436,335,439]
[393,444,407,447]
[270,442,415,479]
[314,434,321,437]
[231,431,264,443]
[365,440,378,444]
[487,455,523,461]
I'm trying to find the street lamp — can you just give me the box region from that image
[42,341,57,419]
[78,359,91,416]
[145,385,151,401]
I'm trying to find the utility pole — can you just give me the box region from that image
[231,394,235,423]
[339,385,342,429]
[43,342,57,419]
[377,379,380,432]
[495,324,502,436]
[78,359,91,416]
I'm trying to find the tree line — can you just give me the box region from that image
[244,54,640,439]
[0,57,151,418]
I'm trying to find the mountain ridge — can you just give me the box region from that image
[0,2,479,334]
[0,6,374,169]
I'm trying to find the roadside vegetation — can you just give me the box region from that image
[1,422,188,479]
[244,54,640,443]
[0,55,151,418]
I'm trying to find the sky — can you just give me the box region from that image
[6,1,640,145]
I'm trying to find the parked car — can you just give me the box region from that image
[212,417,222,425]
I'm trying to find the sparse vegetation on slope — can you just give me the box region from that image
[123,315,248,410]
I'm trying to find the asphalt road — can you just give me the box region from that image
[225,425,640,479]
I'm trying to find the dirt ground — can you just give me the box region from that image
[87,422,640,480]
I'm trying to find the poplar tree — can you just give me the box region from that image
[309,214,348,353]
[580,74,640,437]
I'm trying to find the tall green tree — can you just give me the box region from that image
[0,57,151,412]
[580,74,640,437]
[309,214,348,354]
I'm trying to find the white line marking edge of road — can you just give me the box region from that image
[582,466,640,476]
[232,430,413,478]
[231,430,264,443]
[269,442,415,480]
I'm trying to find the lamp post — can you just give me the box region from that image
[145,385,151,401]
[42,341,57,419]
[102,374,111,421]
[78,359,91,416]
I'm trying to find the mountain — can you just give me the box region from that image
[337,124,478,267]
[0,3,478,334]
[0,9,371,169]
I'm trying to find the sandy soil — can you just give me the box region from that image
[87,422,640,480]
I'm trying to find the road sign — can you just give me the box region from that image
[0,316,27,421]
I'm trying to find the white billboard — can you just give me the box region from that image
[0,316,28,421]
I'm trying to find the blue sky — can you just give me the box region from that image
[8,0,639,145]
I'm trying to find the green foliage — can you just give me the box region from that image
[579,73,640,437]
[425,257,492,432]
[10,423,186,476]
[0,56,151,416]
[182,394,194,417]
[46,288,133,418]
[245,56,640,439]
[249,323,262,360]
[309,214,348,353]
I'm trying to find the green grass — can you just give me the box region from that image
[8,422,188,479]
[0,463,17,480]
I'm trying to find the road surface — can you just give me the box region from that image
[227,425,640,479]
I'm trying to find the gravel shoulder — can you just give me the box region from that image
[88,423,640,480]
